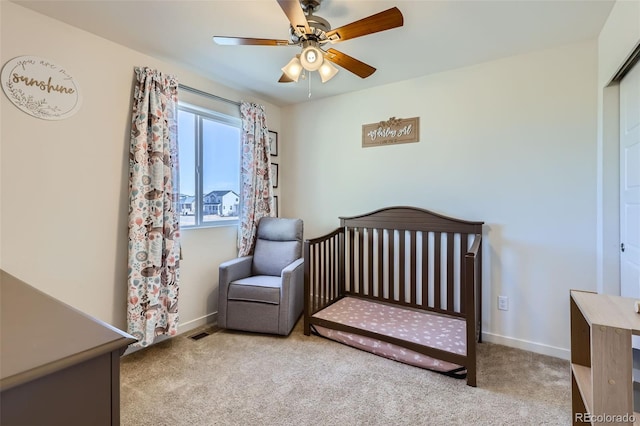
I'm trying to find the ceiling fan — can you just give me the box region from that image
[212,0,404,84]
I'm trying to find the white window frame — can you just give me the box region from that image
[178,102,242,229]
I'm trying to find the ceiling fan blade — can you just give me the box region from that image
[278,73,295,83]
[324,48,376,79]
[276,0,311,34]
[325,7,403,42]
[213,36,289,46]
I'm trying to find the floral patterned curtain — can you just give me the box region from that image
[238,102,275,256]
[127,67,181,347]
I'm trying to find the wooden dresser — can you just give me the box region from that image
[571,289,640,425]
[0,270,136,425]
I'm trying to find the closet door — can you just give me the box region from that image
[620,62,640,302]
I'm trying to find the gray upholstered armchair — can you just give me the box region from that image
[218,217,304,336]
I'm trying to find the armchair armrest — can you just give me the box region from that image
[281,258,304,279]
[279,258,304,334]
[219,256,253,284]
[218,256,253,329]
[281,258,304,294]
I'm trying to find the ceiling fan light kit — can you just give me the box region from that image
[213,0,404,91]
[281,56,303,82]
[318,60,338,83]
[299,42,323,72]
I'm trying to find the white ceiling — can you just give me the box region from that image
[12,0,615,106]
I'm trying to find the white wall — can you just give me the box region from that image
[596,0,640,295]
[0,2,281,333]
[281,41,598,358]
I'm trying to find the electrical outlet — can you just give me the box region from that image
[498,296,509,311]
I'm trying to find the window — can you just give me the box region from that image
[177,103,241,228]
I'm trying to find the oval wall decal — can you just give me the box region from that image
[1,56,82,120]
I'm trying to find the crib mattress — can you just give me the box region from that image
[311,297,466,373]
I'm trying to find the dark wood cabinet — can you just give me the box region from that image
[1,270,136,426]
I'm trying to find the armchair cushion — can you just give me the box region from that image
[228,275,281,305]
[252,217,303,276]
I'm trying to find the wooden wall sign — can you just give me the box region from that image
[362,116,419,148]
[1,56,82,120]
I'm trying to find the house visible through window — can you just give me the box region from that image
[177,103,241,228]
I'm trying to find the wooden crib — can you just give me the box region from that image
[303,206,483,386]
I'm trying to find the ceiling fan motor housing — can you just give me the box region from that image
[290,13,330,44]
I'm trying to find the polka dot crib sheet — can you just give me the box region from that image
[312,296,466,373]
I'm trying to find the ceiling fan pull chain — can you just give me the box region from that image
[308,73,312,98]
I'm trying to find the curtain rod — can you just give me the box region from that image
[178,84,241,107]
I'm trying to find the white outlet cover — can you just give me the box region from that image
[498,296,508,310]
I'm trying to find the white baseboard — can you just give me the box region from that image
[122,312,218,356]
[481,331,570,360]
[177,312,218,335]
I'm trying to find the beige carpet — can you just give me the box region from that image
[120,321,570,425]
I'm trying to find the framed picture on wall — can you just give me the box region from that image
[273,196,279,217]
[269,130,278,156]
[270,163,279,188]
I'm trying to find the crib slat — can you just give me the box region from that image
[310,244,315,311]
[366,228,373,297]
[377,228,383,299]
[339,230,345,297]
[336,233,341,298]
[332,234,344,299]
[304,240,311,333]
[398,229,405,303]
[434,232,441,310]
[460,233,468,314]
[331,238,335,301]
[316,241,322,308]
[357,228,364,295]
[325,238,330,303]
[348,228,355,294]
[324,240,328,305]
[320,241,326,308]
[409,230,417,305]
[447,232,454,312]
[319,243,324,309]
[333,235,337,301]
[314,244,319,311]
[322,240,331,304]
[330,234,336,302]
[388,229,395,300]
[325,239,330,305]
[422,231,430,308]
